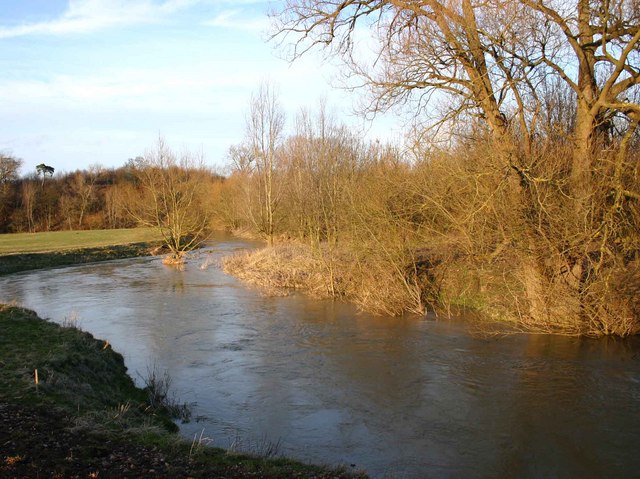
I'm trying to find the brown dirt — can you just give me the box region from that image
[0,403,360,479]
[0,402,203,479]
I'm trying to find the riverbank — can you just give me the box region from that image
[223,242,426,317]
[0,228,162,275]
[222,241,640,337]
[0,242,160,276]
[0,304,366,478]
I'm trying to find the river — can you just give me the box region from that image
[1,233,639,478]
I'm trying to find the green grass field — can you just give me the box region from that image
[0,228,161,255]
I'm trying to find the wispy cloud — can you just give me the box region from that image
[0,65,264,118]
[203,9,269,34]
[0,0,198,39]
[0,0,401,171]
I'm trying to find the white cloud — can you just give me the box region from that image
[0,0,403,171]
[0,0,199,38]
[0,59,285,127]
[203,9,269,33]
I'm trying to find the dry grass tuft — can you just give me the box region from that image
[223,243,425,316]
[222,243,331,297]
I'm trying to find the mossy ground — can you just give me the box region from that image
[0,305,366,478]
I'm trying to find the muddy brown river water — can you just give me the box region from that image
[2,232,639,478]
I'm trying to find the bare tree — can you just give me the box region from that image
[104,184,129,229]
[515,0,640,193]
[21,181,36,233]
[246,81,286,246]
[0,154,22,185]
[68,165,101,228]
[274,0,640,185]
[274,1,528,162]
[286,100,359,245]
[127,138,211,265]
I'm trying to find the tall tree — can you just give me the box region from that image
[21,181,36,233]
[518,0,640,192]
[35,163,55,185]
[68,165,101,228]
[274,0,640,190]
[246,82,286,246]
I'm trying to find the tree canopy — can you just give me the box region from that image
[36,163,55,178]
[275,0,640,180]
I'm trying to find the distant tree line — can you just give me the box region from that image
[0,153,222,235]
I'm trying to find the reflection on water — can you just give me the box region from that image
[1,232,639,478]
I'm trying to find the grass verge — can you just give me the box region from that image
[0,304,366,478]
[0,228,161,255]
[0,228,163,275]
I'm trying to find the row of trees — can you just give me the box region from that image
[214,0,640,335]
[0,152,220,249]
[0,157,132,233]
[218,87,638,335]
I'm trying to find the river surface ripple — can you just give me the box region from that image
[1,233,639,478]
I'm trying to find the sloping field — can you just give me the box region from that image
[0,228,161,255]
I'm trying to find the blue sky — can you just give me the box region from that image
[0,0,401,175]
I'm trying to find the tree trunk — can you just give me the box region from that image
[572,102,595,197]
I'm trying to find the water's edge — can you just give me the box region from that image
[1,234,639,478]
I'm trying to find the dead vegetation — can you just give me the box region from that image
[213,0,640,336]
[219,123,640,335]
[223,243,328,297]
[223,242,424,317]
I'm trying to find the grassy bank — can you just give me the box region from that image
[0,228,162,275]
[0,304,366,478]
[0,228,161,254]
